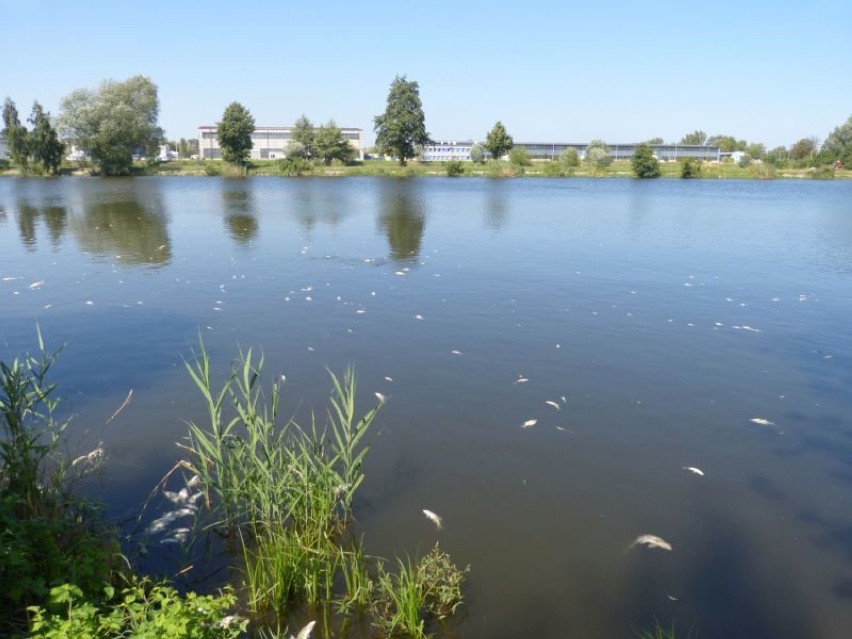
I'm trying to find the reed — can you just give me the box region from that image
[181,340,380,617]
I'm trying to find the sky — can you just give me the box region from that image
[2,0,850,149]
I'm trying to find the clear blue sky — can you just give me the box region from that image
[2,0,850,148]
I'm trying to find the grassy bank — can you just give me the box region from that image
[1,158,849,180]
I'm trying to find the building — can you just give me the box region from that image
[198,125,364,161]
[517,142,720,162]
[421,141,475,162]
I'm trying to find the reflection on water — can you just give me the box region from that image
[377,181,426,261]
[16,203,68,249]
[70,186,170,266]
[2,177,852,639]
[222,184,258,246]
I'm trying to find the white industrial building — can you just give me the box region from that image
[198,125,364,160]
[421,141,476,162]
[517,142,721,162]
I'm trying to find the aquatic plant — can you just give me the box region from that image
[180,340,381,615]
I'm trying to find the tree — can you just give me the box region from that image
[2,98,30,171]
[706,134,743,153]
[484,121,514,161]
[789,137,816,160]
[217,102,255,168]
[631,144,659,178]
[374,75,429,167]
[177,137,198,159]
[28,102,65,175]
[823,115,852,167]
[680,130,707,145]
[585,140,612,169]
[469,142,486,164]
[746,142,765,160]
[291,115,315,158]
[765,146,789,167]
[59,76,163,176]
[313,120,355,165]
[645,137,664,145]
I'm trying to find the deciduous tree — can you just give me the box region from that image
[313,120,355,165]
[2,98,30,171]
[291,115,315,158]
[485,121,514,161]
[585,140,612,169]
[823,115,852,166]
[59,75,163,175]
[374,76,429,167]
[789,137,815,160]
[631,143,660,178]
[217,102,255,168]
[28,102,65,175]
[680,130,707,145]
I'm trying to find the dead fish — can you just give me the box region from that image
[451,349,462,355]
[750,417,775,426]
[546,400,561,410]
[28,280,44,289]
[414,314,424,320]
[375,392,387,404]
[683,466,704,476]
[422,509,443,529]
[384,376,393,382]
[514,377,529,384]
[293,621,316,639]
[630,534,673,551]
[522,419,537,429]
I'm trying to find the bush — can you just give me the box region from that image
[809,165,835,180]
[737,154,752,168]
[469,143,486,164]
[681,159,702,178]
[444,160,465,177]
[560,148,580,168]
[27,580,246,639]
[750,162,776,179]
[276,156,312,177]
[508,147,531,166]
[631,144,660,178]
[0,337,121,634]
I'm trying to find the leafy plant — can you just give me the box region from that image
[27,579,246,639]
[680,158,702,178]
[0,332,120,634]
[444,160,464,177]
[373,544,469,637]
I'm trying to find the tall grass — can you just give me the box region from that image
[180,340,381,616]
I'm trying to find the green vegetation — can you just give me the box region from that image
[680,158,701,178]
[469,142,486,164]
[508,146,531,167]
[631,143,660,178]
[28,103,65,175]
[485,121,514,161]
[679,130,707,145]
[291,115,315,158]
[217,102,255,171]
[823,114,852,167]
[2,98,31,171]
[59,75,162,176]
[586,140,612,174]
[374,75,429,167]
[313,120,356,165]
[445,160,465,176]
[1,334,469,637]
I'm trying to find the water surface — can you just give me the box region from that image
[2,176,851,638]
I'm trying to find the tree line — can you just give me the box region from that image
[3,73,851,176]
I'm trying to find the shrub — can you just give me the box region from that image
[276,156,312,177]
[750,162,776,179]
[631,144,660,178]
[681,159,702,178]
[27,580,246,639]
[444,160,465,177]
[469,143,486,164]
[560,147,580,168]
[809,165,835,180]
[0,335,120,634]
[508,147,531,166]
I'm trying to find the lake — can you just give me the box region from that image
[1,176,851,638]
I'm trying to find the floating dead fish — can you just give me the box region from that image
[1,276,17,281]
[750,418,775,426]
[375,392,387,404]
[414,314,424,320]
[451,349,462,355]
[293,621,317,639]
[630,534,673,551]
[561,396,567,403]
[422,509,443,529]
[522,419,537,429]
[384,376,393,382]
[546,400,561,410]
[514,377,529,384]
[683,466,704,476]
[28,280,44,289]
